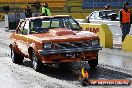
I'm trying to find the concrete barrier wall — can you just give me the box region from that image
[80,23,113,48]
[122,35,132,52]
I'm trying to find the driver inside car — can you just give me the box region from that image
[31,19,42,33]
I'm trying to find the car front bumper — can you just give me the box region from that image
[40,46,102,55]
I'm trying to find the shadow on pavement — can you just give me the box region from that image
[23,61,132,81]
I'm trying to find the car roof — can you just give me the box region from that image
[93,10,113,13]
[25,15,71,20]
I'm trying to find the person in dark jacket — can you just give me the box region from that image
[119,2,132,42]
[25,6,32,18]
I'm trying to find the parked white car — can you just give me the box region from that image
[85,10,122,35]
[86,10,120,25]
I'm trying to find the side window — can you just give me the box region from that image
[99,12,103,17]
[23,20,29,35]
[68,18,80,30]
[30,19,42,33]
[30,19,49,33]
[42,19,50,28]
[51,19,59,28]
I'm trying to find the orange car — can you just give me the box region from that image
[10,15,102,71]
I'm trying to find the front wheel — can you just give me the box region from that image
[88,55,98,68]
[11,48,24,65]
[32,51,43,72]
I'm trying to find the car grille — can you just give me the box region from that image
[53,41,92,50]
[42,40,101,55]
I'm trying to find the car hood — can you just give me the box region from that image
[29,28,99,43]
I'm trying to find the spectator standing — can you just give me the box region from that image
[25,6,32,18]
[119,2,132,42]
[42,3,51,16]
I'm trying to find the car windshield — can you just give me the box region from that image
[99,11,118,20]
[30,17,81,33]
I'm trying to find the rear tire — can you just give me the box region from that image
[88,55,98,69]
[11,48,24,65]
[32,50,43,72]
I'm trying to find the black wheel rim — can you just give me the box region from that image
[32,52,38,70]
[11,49,15,62]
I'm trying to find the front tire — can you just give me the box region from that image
[11,48,24,65]
[32,51,43,72]
[88,55,98,68]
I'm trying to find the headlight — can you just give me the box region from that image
[44,43,52,49]
[92,40,99,46]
